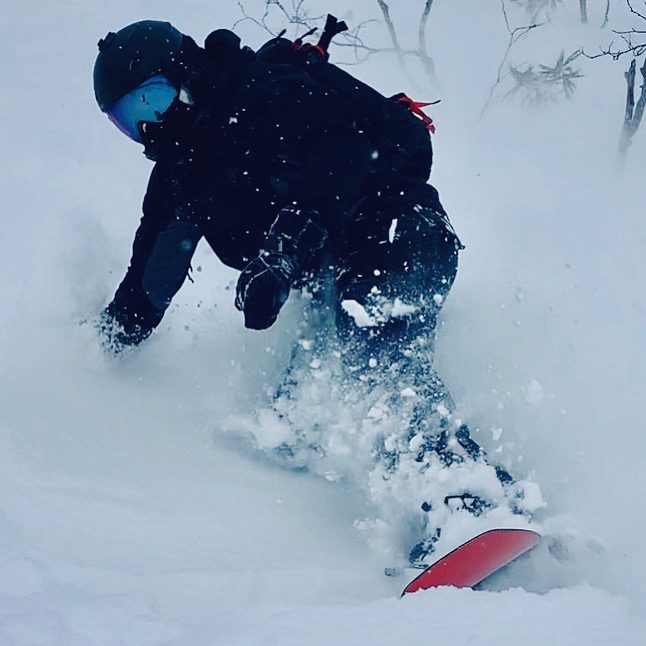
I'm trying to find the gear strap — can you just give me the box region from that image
[391,93,440,133]
[288,16,440,135]
[291,14,349,62]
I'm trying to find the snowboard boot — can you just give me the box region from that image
[408,527,442,568]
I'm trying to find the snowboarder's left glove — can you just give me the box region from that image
[235,207,327,330]
[235,254,294,330]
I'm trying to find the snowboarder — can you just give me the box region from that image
[93,19,535,566]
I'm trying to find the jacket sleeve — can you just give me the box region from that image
[102,166,202,349]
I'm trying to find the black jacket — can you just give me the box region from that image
[105,43,448,342]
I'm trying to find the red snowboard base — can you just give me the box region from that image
[402,528,541,595]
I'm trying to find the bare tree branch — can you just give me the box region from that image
[510,0,560,22]
[481,0,544,116]
[625,60,637,123]
[613,28,646,36]
[376,0,402,54]
[333,19,381,63]
[338,1,437,82]
[233,0,277,35]
[618,56,646,164]
[233,0,325,38]
[583,35,646,61]
[602,0,610,28]
[582,0,646,61]
[413,0,437,82]
[234,0,439,84]
[418,0,434,57]
[626,0,646,22]
[504,50,583,104]
[577,1,646,60]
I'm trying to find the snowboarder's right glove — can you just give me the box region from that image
[235,206,328,330]
[97,298,163,354]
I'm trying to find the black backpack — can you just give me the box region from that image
[254,15,436,181]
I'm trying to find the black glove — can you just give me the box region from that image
[97,298,163,354]
[235,253,294,330]
[235,207,328,330]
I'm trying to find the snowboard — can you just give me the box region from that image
[402,528,541,595]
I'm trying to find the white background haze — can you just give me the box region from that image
[1,0,645,644]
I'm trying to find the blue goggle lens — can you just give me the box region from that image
[107,75,178,143]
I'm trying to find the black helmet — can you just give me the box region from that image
[94,20,185,112]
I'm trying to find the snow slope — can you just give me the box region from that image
[1,1,645,644]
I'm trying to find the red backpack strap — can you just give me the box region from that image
[391,93,440,134]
